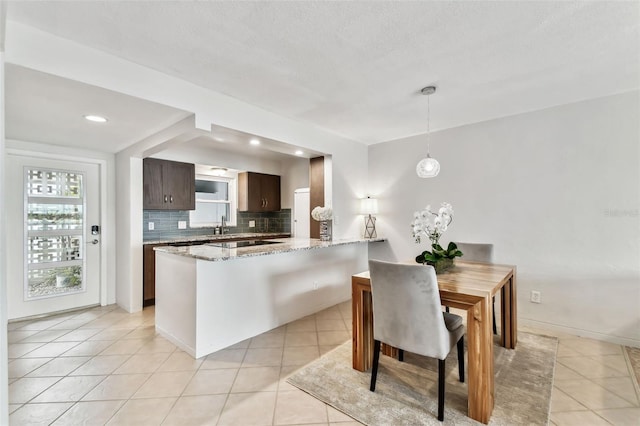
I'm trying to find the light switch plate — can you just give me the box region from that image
[178,221,187,230]
[148,222,154,231]
[249,220,255,228]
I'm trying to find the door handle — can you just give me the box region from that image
[90,239,99,245]
[170,195,173,203]
[164,195,168,203]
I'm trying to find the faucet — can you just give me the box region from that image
[221,216,226,235]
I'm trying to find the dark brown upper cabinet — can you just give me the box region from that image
[238,172,281,212]
[143,158,195,210]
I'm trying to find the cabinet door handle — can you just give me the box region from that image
[265,199,268,208]
[170,195,173,203]
[164,195,168,203]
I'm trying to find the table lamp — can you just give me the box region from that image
[360,196,378,238]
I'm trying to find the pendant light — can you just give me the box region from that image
[416,86,440,178]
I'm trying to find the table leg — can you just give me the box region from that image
[352,278,372,371]
[500,272,518,349]
[352,277,397,372]
[466,296,494,424]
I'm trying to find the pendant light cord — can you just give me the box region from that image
[426,93,431,154]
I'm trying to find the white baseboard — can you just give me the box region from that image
[156,324,196,358]
[519,318,640,348]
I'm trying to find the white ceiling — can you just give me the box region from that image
[5,64,191,153]
[5,1,640,148]
[5,64,322,158]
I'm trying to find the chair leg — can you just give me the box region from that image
[370,340,381,391]
[492,296,497,335]
[438,358,445,421]
[457,336,465,383]
[398,349,404,362]
[445,306,450,313]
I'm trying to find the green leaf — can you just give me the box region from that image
[431,252,445,261]
[447,242,458,252]
[432,245,447,257]
[424,253,439,262]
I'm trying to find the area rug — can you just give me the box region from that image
[288,332,557,425]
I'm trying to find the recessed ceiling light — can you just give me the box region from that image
[250,139,261,146]
[295,150,304,156]
[84,115,108,123]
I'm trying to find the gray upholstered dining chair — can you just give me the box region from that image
[454,242,496,334]
[368,260,465,422]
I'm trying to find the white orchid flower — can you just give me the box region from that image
[411,202,454,247]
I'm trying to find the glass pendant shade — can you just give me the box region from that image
[416,154,440,178]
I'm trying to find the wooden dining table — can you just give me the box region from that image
[351,260,517,424]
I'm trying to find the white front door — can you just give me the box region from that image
[6,155,101,319]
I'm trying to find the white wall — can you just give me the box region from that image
[369,91,640,346]
[280,157,310,209]
[0,49,9,426]
[115,154,143,313]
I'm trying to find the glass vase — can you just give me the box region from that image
[319,220,332,241]
[429,258,454,274]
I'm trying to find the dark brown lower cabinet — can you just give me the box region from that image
[143,244,162,307]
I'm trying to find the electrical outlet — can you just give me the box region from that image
[313,281,318,290]
[249,220,255,228]
[178,221,187,230]
[148,222,154,231]
[530,290,541,304]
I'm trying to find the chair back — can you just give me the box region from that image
[368,260,451,360]
[455,242,493,263]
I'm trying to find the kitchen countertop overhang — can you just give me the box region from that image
[154,237,385,262]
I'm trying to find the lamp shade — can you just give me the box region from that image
[360,197,378,215]
[416,155,440,178]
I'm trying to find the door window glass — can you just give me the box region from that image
[24,168,86,299]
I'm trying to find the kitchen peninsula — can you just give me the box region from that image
[154,237,384,358]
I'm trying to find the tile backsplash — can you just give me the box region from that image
[143,209,291,241]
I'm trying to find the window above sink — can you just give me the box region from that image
[189,174,238,228]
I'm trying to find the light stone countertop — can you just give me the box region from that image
[143,232,290,245]
[154,237,386,262]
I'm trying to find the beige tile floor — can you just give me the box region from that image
[6,302,640,425]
